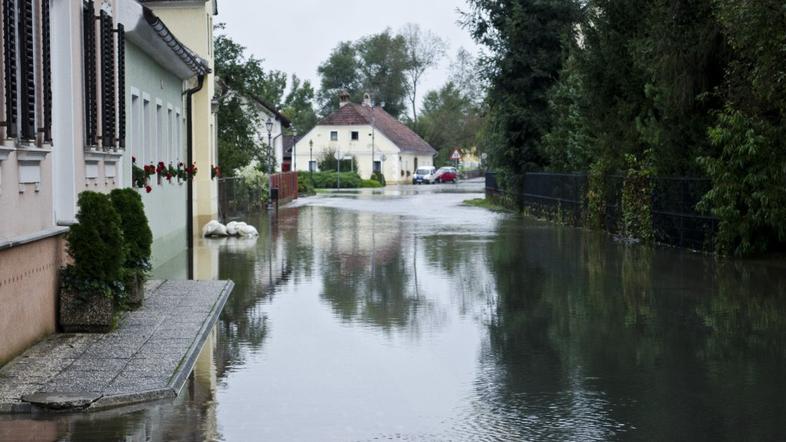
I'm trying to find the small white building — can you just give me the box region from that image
[293,92,436,183]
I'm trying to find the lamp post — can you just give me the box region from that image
[309,139,313,179]
[292,128,297,172]
[265,117,273,208]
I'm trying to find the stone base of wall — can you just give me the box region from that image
[0,235,66,366]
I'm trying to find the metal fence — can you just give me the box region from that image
[218,177,264,221]
[485,172,718,250]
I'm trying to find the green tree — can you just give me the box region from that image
[417,82,482,164]
[317,41,363,114]
[463,0,580,197]
[400,23,447,124]
[282,74,318,134]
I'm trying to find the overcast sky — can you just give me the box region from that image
[216,0,479,112]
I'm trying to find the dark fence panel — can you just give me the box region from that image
[218,177,263,221]
[270,172,298,203]
[484,171,718,251]
[521,173,587,225]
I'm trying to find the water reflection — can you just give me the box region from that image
[3,186,786,440]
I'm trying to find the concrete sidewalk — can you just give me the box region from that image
[0,279,233,414]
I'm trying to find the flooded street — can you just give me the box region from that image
[4,181,786,441]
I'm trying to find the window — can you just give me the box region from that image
[175,111,181,162]
[168,107,174,163]
[142,98,150,163]
[131,93,140,161]
[156,103,163,160]
[2,0,53,145]
[374,161,381,173]
[351,131,359,141]
[82,0,125,150]
[309,160,317,172]
[330,131,338,141]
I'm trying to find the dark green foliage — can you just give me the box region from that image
[310,172,363,189]
[464,0,580,199]
[62,192,126,298]
[698,109,786,256]
[415,82,482,164]
[215,25,317,175]
[110,188,152,271]
[317,149,357,173]
[317,30,411,118]
[297,172,316,196]
[620,153,655,242]
[371,172,386,187]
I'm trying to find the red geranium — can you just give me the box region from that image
[145,185,152,193]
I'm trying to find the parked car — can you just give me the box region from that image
[412,167,437,184]
[433,167,458,184]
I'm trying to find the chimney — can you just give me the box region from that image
[363,93,373,107]
[339,90,351,107]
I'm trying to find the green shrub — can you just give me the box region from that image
[371,171,386,186]
[698,108,786,255]
[297,171,316,195]
[620,153,654,243]
[310,172,363,189]
[361,179,383,188]
[317,149,357,172]
[110,188,152,272]
[62,192,126,299]
[587,160,609,229]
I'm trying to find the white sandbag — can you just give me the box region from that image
[226,221,239,236]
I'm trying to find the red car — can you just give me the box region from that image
[433,167,458,184]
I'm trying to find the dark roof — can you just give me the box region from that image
[319,103,436,155]
[248,95,292,128]
[141,7,210,76]
[282,135,301,157]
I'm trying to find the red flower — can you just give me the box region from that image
[145,185,152,193]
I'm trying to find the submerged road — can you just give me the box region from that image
[3,179,786,441]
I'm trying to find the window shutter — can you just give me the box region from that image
[41,0,50,142]
[18,0,35,141]
[99,9,114,150]
[3,0,17,139]
[117,23,125,149]
[83,0,96,147]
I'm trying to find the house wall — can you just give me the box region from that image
[125,42,188,270]
[145,1,218,230]
[293,124,433,183]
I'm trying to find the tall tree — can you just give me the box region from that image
[355,29,411,117]
[400,23,447,124]
[282,74,318,134]
[463,0,580,195]
[417,82,483,165]
[317,41,362,115]
[448,47,485,106]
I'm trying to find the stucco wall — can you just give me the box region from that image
[146,2,218,228]
[0,234,65,366]
[125,42,188,269]
[293,125,434,183]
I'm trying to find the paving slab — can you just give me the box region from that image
[0,279,233,414]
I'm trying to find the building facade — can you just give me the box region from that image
[293,93,436,183]
[0,0,208,365]
[140,0,218,231]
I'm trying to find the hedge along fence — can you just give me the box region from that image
[485,171,718,251]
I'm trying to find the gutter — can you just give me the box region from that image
[184,74,206,280]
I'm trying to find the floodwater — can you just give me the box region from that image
[2,181,786,441]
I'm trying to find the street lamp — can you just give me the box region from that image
[266,117,273,208]
[292,128,298,172]
[309,139,314,178]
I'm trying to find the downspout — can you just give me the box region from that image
[185,74,206,280]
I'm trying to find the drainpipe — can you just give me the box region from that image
[184,74,206,280]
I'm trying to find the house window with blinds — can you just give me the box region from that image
[82,0,125,151]
[0,0,53,146]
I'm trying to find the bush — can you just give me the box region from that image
[297,172,316,195]
[317,149,356,172]
[361,179,383,188]
[371,171,386,186]
[110,188,152,272]
[698,108,786,255]
[62,192,126,299]
[310,171,363,189]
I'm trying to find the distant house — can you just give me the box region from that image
[294,92,436,183]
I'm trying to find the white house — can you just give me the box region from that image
[293,92,436,183]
